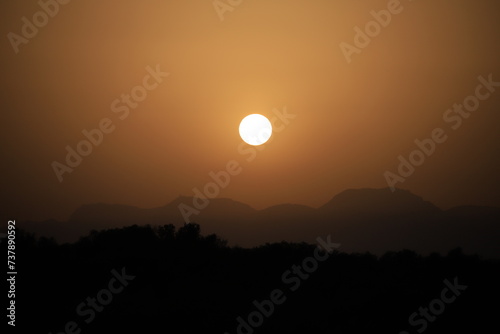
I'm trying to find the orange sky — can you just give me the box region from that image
[1,0,499,222]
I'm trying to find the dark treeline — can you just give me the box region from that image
[9,224,500,333]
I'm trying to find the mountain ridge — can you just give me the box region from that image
[19,188,500,258]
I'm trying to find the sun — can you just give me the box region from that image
[239,114,273,146]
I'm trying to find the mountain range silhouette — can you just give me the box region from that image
[21,188,500,258]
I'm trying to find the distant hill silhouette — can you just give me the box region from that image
[319,188,440,214]
[21,188,500,258]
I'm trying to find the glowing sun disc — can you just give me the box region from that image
[239,114,272,146]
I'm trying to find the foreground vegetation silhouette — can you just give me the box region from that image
[9,223,499,333]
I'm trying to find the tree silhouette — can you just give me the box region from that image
[11,224,500,334]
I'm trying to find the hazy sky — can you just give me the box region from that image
[1,0,499,222]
